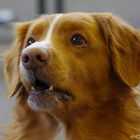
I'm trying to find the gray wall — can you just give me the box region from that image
[0,0,140,25]
[66,0,140,27]
[0,0,36,20]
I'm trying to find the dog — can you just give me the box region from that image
[4,12,140,140]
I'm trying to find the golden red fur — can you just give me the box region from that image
[4,12,140,140]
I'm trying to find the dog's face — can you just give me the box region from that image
[4,13,140,115]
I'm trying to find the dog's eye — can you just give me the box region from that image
[27,37,36,46]
[71,34,87,46]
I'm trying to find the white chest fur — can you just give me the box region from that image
[54,123,66,140]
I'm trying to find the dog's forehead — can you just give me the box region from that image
[33,13,96,39]
[48,12,93,22]
[32,13,95,31]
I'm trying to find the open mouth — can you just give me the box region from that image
[30,78,74,101]
[27,78,74,111]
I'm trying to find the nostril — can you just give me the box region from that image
[22,54,29,63]
[36,54,47,62]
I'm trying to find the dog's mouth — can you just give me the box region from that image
[27,78,74,111]
[31,78,74,101]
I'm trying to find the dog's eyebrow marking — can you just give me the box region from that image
[45,14,63,43]
[23,14,63,51]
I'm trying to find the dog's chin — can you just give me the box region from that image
[27,90,58,112]
[26,78,74,112]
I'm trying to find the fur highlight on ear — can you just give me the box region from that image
[4,21,32,97]
[94,13,140,87]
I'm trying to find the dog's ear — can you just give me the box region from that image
[4,21,31,97]
[94,13,140,87]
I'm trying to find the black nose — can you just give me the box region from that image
[21,47,49,69]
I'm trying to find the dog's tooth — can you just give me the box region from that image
[31,86,35,90]
[49,85,53,90]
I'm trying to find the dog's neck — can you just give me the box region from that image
[56,104,125,140]
[53,86,136,140]
[11,85,139,140]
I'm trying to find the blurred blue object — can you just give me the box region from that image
[0,8,15,24]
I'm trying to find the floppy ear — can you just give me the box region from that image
[94,13,140,87]
[4,21,31,97]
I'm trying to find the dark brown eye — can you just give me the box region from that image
[71,34,86,46]
[27,37,36,46]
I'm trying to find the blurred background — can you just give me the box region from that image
[0,0,140,138]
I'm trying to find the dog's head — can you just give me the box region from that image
[4,13,140,115]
